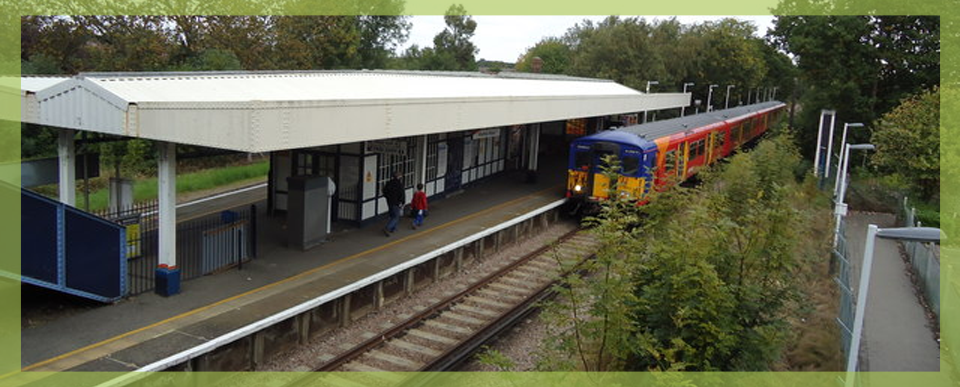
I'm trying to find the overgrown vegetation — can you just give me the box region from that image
[537,131,839,371]
[33,158,268,212]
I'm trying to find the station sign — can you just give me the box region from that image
[471,128,501,140]
[365,140,407,156]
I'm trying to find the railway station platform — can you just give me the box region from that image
[18,159,570,373]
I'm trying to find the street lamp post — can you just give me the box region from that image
[725,85,735,110]
[756,86,762,103]
[706,84,718,112]
[681,82,694,117]
[643,80,659,123]
[845,225,942,387]
[833,143,875,247]
[834,123,865,198]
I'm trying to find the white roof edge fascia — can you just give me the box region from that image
[35,77,131,113]
[132,94,646,110]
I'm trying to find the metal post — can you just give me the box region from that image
[835,123,863,197]
[824,113,837,179]
[839,145,852,206]
[419,135,428,187]
[833,144,852,247]
[725,85,735,110]
[643,81,658,123]
[81,131,89,211]
[681,82,694,117]
[845,224,878,387]
[58,129,76,206]
[814,113,826,178]
[835,125,851,196]
[706,84,718,112]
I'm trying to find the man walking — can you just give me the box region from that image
[382,170,405,237]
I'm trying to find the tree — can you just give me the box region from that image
[176,49,242,71]
[869,87,940,200]
[356,15,411,69]
[271,16,361,70]
[629,135,804,371]
[515,37,571,74]
[429,4,478,71]
[539,155,643,371]
[687,18,768,102]
[74,16,175,72]
[203,16,274,70]
[564,17,668,90]
[769,15,940,156]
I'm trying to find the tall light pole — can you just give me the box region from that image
[845,225,942,387]
[834,122,864,198]
[834,143,875,247]
[643,80,659,123]
[756,86,762,103]
[706,84,718,112]
[772,86,779,101]
[681,82,694,117]
[724,85,735,110]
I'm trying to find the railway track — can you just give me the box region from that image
[310,228,599,374]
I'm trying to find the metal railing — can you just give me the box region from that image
[900,197,941,321]
[95,201,258,296]
[834,217,856,363]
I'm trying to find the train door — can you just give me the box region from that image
[662,143,684,183]
[678,142,689,178]
[589,142,619,198]
[703,132,717,165]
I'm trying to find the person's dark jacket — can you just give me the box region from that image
[383,177,405,208]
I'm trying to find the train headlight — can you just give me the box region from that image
[574,185,582,192]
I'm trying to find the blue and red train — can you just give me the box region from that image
[566,101,786,205]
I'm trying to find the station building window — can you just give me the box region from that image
[462,128,506,185]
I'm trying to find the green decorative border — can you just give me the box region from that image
[1,0,954,386]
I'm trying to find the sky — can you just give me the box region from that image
[401,15,777,63]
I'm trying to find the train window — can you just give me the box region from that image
[574,151,590,170]
[696,140,706,158]
[665,150,676,172]
[717,131,726,149]
[596,150,616,172]
[622,156,640,176]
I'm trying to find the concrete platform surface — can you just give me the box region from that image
[20,162,568,372]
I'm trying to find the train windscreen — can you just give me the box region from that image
[574,151,591,170]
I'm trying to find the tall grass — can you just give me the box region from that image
[74,161,269,212]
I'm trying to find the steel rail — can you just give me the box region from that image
[316,228,589,372]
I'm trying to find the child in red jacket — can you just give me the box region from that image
[411,183,428,229]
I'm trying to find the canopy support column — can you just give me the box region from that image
[525,124,540,183]
[58,129,75,206]
[156,141,180,296]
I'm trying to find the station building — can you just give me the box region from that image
[14,70,688,297]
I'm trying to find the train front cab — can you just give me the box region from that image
[567,134,655,202]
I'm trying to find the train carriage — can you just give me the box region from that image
[567,101,786,204]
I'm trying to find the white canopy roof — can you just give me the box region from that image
[2,76,69,123]
[23,70,689,152]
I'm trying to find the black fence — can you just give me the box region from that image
[95,201,258,296]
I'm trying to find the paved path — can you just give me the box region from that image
[843,213,941,375]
